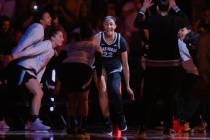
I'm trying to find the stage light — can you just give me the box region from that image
[31,1,39,12]
[50,97,55,102]
[50,107,54,112]
[33,5,38,10]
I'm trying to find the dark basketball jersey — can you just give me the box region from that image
[99,32,127,74]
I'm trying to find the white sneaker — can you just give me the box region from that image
[30,118,51,131]
[0,120,10,129]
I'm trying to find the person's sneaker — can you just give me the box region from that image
[191,121,207,133]
[25,119,45,130]
[182,122,191,132]
[30,118,51,131]
[104,123,113,136]
[118,116,127,132]
[0,120,9,129]
[163,127,176,135]
[171,119,182,133]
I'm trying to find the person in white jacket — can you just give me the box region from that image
[5,27,64,131]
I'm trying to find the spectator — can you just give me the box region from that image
[56,22,102,136]
[134,0,187,134]
[5,27,64,130]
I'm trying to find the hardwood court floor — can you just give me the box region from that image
[0,127,210,140]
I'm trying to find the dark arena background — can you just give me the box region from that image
[0,0,210,139]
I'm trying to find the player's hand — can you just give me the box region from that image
[126,87,135,101]
[142,0,154,9]
[0,54,13,67]
[169,0,177,9]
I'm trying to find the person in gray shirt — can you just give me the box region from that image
[4,27,64,131]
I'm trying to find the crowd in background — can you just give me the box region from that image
[0,0,210,136]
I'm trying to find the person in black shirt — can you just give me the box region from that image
[134,0,186,134]
[0,16,14,129]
